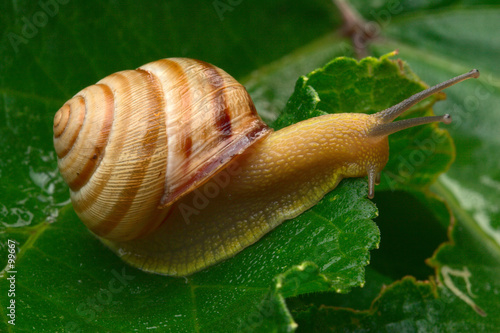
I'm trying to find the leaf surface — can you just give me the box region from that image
[1,1,499,332]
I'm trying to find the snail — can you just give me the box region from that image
[53,58,479,276]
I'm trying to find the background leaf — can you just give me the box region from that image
[1,0,499,332]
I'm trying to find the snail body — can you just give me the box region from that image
[53,58,479,276]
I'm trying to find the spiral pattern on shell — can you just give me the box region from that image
[53,58,270,242]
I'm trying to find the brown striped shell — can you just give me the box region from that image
[53,58,270,242]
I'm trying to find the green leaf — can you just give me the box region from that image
[2,0,499,332]
[0,177,378,332]
[293,276,497,332]
[1,2,383,331]
[291,190,500,330]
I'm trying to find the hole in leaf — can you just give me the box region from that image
[370,190,448,281]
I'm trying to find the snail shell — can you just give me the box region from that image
[53,58,270,243]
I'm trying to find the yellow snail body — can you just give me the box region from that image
[53,58,479,276]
